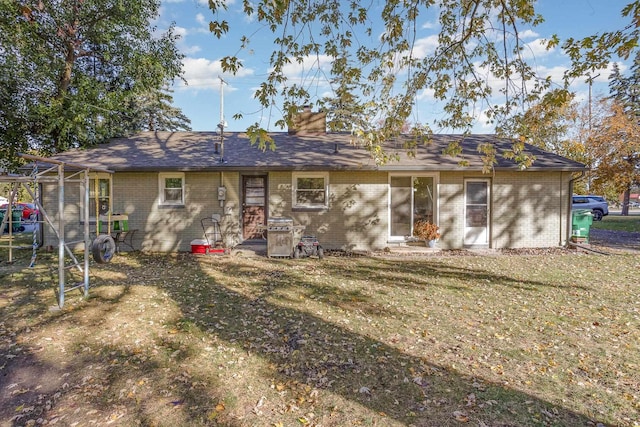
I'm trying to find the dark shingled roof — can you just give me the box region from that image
[48,131,586,172]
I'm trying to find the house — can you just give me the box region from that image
[43,117,586,253]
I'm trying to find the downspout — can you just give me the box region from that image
[220,171,224,208]
[566,170,586,246]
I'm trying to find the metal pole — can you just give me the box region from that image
[7,182,19,263]
[218,76,227,163]
[58,163,65,309]
[83,169,90,297]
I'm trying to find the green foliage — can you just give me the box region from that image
[209,0,554,164]
[588,100,640,198]
[207,0,639,169]
[0,0,189,171]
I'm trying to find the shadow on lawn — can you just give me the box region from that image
[164,254,599,426]
[0,253,608,426]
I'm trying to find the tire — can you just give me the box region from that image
[592,209,604,221]
[317,246,324,259]
[92,235,116,263]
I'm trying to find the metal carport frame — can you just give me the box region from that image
[1,154,113,308]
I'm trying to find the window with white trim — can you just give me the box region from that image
[80,174,111,221]
[159,172,185,206]
[292,172,328,208]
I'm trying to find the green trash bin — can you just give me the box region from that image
[0,208,23,233]
[571,209,593,242]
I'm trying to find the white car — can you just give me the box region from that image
[572,195,609,221]
[0,196,7,204]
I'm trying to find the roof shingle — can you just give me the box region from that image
[48,131,586,172]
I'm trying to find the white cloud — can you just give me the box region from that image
[421,20,437,30]
[174,25,188,38]
[172,26,204,56]
[280,54,333,82]
[416,87,435,102]
[521,38,555,60]
[411,35,439,58]
[535,65,568,83]
[196,13,206,25]
[519,29,539,39]
[197,0,236,5]
[183,45,202,55]
[178,57,254,91]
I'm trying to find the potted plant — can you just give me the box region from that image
[413,219,440,247]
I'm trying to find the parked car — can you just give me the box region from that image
[572,195,609,221]
[629,201,640,208]
[0,202,39,221]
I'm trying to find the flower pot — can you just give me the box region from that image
[428,239,437,248]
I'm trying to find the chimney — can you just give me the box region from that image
[288,107,327,135]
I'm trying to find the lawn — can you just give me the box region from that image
[1,248,638,426]
[591,214,640,233]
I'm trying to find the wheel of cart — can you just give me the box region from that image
[293,235,324,259]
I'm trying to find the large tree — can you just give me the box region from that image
[603,52,640,213]
[209,0,639,167]
[588,99,640,213]
[0,0,189,170]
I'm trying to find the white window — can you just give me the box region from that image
[293,172,328,208]
[159,173,185,206]
[80,174,111,221]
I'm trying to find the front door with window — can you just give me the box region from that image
[242,175,266,240]
[464,180,490,246]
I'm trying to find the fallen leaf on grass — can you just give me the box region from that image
[453,410,469,422]
[465,393,477,407]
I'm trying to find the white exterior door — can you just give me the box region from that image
[464,180,490,246]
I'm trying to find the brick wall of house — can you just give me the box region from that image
[491,171,570,248]
[42,171,241,253]
[437,171,468,249]
[42,169,571,254]
[438,170,571,249]
[268,170,390,251]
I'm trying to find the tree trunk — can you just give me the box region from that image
[52,43,77,152]
[57,46,76,97]
[621,187,631,216]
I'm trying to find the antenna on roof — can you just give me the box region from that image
[217,76,228,163]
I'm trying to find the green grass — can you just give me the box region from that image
[591,214,640,232]
[0,251,639,426]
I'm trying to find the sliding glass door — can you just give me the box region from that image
[389,175,436,239]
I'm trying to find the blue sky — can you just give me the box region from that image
[159,0,632,133]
